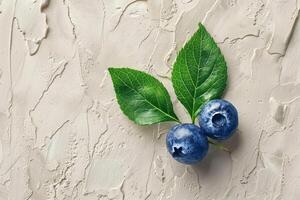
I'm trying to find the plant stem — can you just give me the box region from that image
[192,115,196,124]
[176,119,182,124]
[208,139,230,153]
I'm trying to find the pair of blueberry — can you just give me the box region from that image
[166,99,238,164]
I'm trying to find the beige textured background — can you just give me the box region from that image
[0,0,300,199]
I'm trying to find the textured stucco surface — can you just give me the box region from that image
[0,0,300,199]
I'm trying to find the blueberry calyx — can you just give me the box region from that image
[172,147,183,157]
[212,113,226,127]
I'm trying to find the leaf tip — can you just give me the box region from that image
[198,22,207,32]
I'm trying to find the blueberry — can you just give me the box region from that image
[166,124,209,164]
[199,99,238,140]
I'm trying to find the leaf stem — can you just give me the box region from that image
[208,139,230,153]
[175,118,182,124]
[192,115,196,124]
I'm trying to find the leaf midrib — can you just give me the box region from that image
[183,33,217,120]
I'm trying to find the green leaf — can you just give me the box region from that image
[109,68,179,125]
[172,23,227,123]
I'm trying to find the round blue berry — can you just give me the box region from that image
[166,124,209,165]
[199,99,238,140]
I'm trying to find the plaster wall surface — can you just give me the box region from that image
[0,0,300,199]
